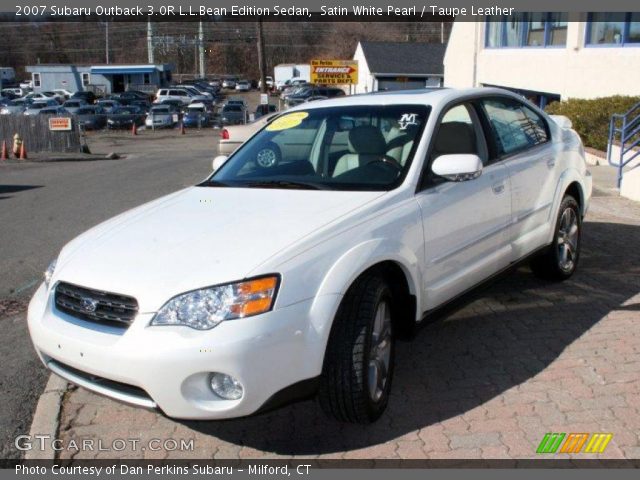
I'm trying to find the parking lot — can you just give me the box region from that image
[1,101,639,461]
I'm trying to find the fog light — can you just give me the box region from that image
[210,373,243,400]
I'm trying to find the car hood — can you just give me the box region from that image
[54,186,385,312]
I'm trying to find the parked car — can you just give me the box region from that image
[76,106,107,130]
[53,89,74,100]
[130,99,152,113]
[0,98,30,115]
[175,85,211,102]
[258,76,274,90]
[24,99,58,115]
[145,104,180,129]
[62,99,87,115]
[96,99,121,113]
[235,80,251,92]
[38,106,68,116]
[182,103,213,128]
[278,78,308,92]
[218,112,277,155]
[70,91,97,104]
[305,96,329,103]
[219,103,247,125]
[226,98,247,108]
[26,88,592,424]
[209,78,222,88]
[2,87,26,98]
[106,106,145,129]
[285,87,345,107]
[19,79,33,90]
[222,77,237,89]
[154,88,193,106]
[25,92,63,103]
[254,103,278,119]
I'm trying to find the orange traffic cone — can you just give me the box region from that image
[0,140,7,160]
[180,122,185,135]
[131,122,137,136]
[19,142,27,160]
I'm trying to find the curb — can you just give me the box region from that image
[24,374,68,460]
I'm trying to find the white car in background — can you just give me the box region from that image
[234,80,251,92]
[28,88,591,423]
[154,88,193,106]
[218,112,277,155]
[53,89,74,100]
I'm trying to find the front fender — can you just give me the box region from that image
[313,238,422,322]
[547,167,590,244]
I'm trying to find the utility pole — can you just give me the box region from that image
[257,18,267,93]
[198,21,205,79]
[105,22,109,64]
[147,19,154,64]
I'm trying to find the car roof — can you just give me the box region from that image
[285,87,522,112]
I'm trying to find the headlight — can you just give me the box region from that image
[150,275,279,330]
[44,259,57,289]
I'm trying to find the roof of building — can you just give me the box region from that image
[358,41,446,76]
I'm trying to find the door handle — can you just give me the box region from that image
[492,182,505,194]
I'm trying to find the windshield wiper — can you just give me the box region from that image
[244,180,325,190]
[199,179,230,187]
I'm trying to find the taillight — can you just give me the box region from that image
[221,128,229,140]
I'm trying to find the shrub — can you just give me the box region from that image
[545,96,640,152]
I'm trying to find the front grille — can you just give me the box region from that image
[55,282,138,327]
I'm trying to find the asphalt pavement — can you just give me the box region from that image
[0,128,217,458]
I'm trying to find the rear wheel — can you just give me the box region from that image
[318,273,395,423]
[530,195,581,280]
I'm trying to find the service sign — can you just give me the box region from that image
[48,117,72,131]
[311,60,358,85]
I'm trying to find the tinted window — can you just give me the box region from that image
[480,98,549,155]
[223,105,242,112]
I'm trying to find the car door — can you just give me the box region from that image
[477,97,557,260]
[415,103,512,310]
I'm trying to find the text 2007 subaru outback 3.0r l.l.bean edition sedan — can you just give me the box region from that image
[28,88,592,423]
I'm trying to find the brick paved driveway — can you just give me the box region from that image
[56,190,640,460]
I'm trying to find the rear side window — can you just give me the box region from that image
[158,90,168,95]
[480,98,549,156]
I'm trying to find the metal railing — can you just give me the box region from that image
[608,101,640,188]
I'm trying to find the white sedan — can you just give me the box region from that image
[28,88,591,423]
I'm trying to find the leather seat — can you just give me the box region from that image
[432,122,477,159]
[333,126,387,177]
[386,125,417,166]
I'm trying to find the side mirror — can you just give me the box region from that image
[432,154,483,182]
[212,155,228,172]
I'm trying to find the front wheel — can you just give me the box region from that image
[530,195,582,280]
[318,273,395,423]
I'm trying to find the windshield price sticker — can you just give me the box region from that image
[266,112,309,131]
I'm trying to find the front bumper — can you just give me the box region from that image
[28,283,338,419]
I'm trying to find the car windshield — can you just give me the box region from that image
[206,104,430,191]
[151,107,170,113]
[223,105,242,112]
[31,103,48,109]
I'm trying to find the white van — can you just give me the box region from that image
[154,88,192,106]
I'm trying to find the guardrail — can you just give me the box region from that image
[608,101,640,188]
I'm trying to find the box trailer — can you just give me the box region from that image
[274,64,310,90]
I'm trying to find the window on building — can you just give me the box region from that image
[587,13,640,46]
[33,73,41,88]
[485,13,568,48]
[143,73,150,84]
[82,73,90,87]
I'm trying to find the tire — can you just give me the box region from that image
[530,195,582,281]
[318,273,395,423]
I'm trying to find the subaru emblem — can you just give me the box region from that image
[80,297,98,313]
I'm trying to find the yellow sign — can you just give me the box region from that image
[311,60,358,85]
[266,112,309,132]
[48,117,72,131]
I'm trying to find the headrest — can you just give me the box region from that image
[348,126,387,155]
[434,122,476,155]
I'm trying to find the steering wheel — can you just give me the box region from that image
[367,155,404,172]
